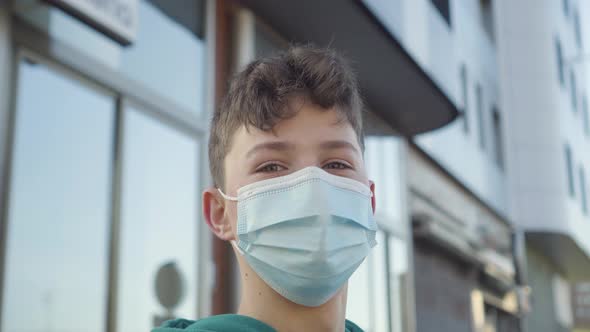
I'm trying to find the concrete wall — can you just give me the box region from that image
[525,245,571,332]
[362,0,508,216]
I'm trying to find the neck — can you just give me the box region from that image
[236,259,348,332]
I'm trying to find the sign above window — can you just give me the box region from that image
[44,0,138,45]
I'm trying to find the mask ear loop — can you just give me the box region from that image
[216,191,243,253]
[230,240,245,255]
[217,188,238,201]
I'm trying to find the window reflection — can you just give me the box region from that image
[14,0,206,114]
[389,235,409,332]
[346,230,409,332]
[117,108,199,332]
[2,59,115,332]
[346,254,372,330]
[345,136,410,332]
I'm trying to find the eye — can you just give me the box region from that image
[323,161,352,170]
[256,163,287,173]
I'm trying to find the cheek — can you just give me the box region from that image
[354,167,370,186]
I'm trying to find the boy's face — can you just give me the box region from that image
[216,100,374,239]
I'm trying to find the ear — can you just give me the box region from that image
[369,180,376,214]
[203,187,234,241]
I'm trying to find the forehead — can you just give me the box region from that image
[233,104,360,152]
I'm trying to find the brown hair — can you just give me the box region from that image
[209,45,365,189]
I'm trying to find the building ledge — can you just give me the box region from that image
[527,232,590,281]
[238,0,459,135]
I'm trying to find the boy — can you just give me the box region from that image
[153,46,377,332]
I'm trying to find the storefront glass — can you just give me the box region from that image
[2,59,115,332]
[14,0,206,115]
[117,107,200,332]
[346,136,411,332]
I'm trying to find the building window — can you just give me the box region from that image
[553,275,574,327]
[348,136,410,332]
[15,0,207,115]
[117,108,200,332]
[556,38,565,87]
[584,96,590,136]
[431,0,451,26]
[476,84,486,149]
[2,59,115,332]
[347,231,409,332]
[570,70,577,112]
[480,0,495,43]
[565,145,575,197]
[563,0,570,17]
[581,167,588,215]
[492,108,504,170]
[574,10,583,48]
[460,64,469,134]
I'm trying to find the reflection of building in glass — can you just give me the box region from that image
[574,282,590,330]
[0,2,206,332]
[153,261,186,327]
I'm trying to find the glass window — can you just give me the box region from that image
[346,231,406,332]
[346,252,372,330]
[2,59,115,332]
[15,0,206,114]
[583,96,590,136]
[580,167,588,215]
[555,38,565,87]
[460,64,469,134]
[372,232,390,332]
[476,84,486,150]
[570,70,577,112]
[117,107,200,332]
[565,144,575,198]
[388,234,410,332]
[492,108,504,170]
[430,0,451,26]
[367,137,405,227]
[480,0,495,43]
[574,10,583,48]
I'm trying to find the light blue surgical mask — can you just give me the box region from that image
[218,166,377,307]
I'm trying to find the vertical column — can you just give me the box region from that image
[210,0,235,315]
[0,3,13,330]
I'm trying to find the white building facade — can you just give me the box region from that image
[495,0,590,331]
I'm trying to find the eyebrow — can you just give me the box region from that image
[245,141,296,159]
[319,140,360,154]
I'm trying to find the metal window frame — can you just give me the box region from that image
[372,138,416,332]
[0,3,16,330]
[476,83,486,150]
[0,0,217,329]
[3,47,120,332]
[556,37,565,88]
[492,107,504,171]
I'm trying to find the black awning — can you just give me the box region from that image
[239,0,459,136]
